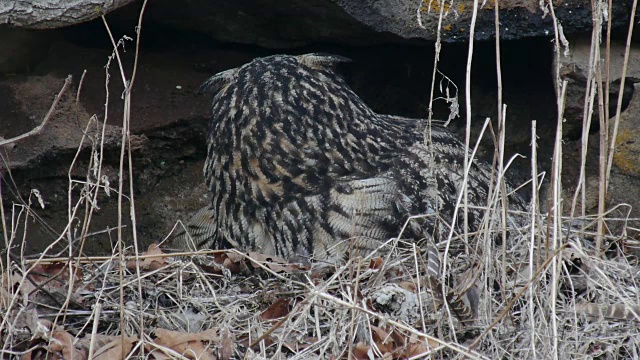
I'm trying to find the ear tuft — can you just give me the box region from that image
[297,53,352,70]
[198,68,238,95]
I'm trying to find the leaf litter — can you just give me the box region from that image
[1,219,640,359]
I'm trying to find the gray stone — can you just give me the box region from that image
[146,0,633,46]
[334,0,631,43]
[555,36,640,140]
[0,0,135,29]
[612,83,640,177]
[1,1,632,46]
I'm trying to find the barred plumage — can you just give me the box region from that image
[173,53,525,262]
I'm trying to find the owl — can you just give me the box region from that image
[173,53,524,263]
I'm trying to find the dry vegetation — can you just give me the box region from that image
[1,0,639,359]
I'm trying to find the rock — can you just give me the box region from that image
[551,83,640,219]
[335,0,631,43]
[142,0,379,48]
[612,83,640,177]
[143,0,633,46]
[0,0,135,29]
[550,36,640,219]
[2,1,632,46]
[555,36,640,140]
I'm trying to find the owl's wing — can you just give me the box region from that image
[173,174,414,261]
[272,175,415,261]
[171,205,217,252]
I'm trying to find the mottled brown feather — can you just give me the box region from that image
[172,53,526,262]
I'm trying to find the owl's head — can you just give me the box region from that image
[199,53,352,98]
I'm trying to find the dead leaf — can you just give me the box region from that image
[219,328,234,360]
[371,326,396,354]
[245,252,309,273]
[282,337,318,353]
[207,252,245,274]
[225,252,245,263]
[11,308,52,340]
[209,251,309,275]
[126,243,167,271]
[398,281,416,292]
[86,334,138,360]
[7,267,81,313]
[28,262,88,292]
[402,334,436,358]
[34,263,80,283]
[352,342,372,360]
[369,257,384,270]
[388,330,405,351]
[50,329,88,360]
[152,328,235,360]
[3,271,30,291]
[2,272,30,306]
[260,298,292,320]
[153,330,215,360]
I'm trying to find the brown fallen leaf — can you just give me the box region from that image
[245,252,309,273]
[218,252,245,274]
[152,328,235,360]
[219,328,234,360]
[11,263,92,308]
[260,298,292,320]
[33,263,82,282]
[402,333,436,358]
[371,326,396,355]
[153,330,215,360]
[126,243,167,271]
[3,271,37,302]
[49,328,88,360]
[28,262,89,293]
[398,281,416,292]
[282,337,318,353]
[209,251,309,275]
[11,308,51,336]
[352,342,372,360]
[369,257,384,270]
[85,334,138,360]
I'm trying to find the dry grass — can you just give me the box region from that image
[0,216,638,359]
[1,0,640,359]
